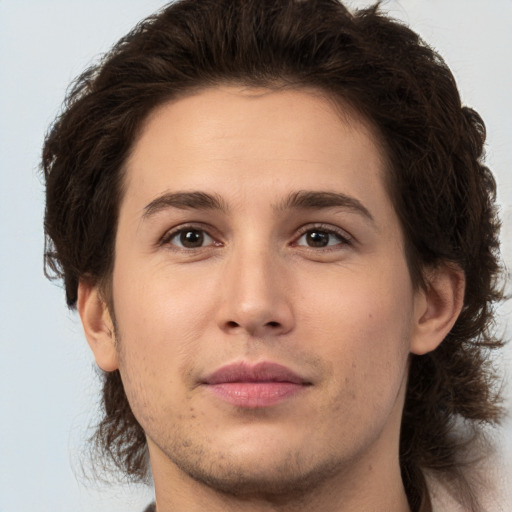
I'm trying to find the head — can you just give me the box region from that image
[43,1,503,510]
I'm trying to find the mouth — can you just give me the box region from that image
[201,361,312,409]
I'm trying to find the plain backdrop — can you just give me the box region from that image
[1,1,511,511]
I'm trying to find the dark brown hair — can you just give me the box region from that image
[42,1,504,510]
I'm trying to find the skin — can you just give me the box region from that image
[79,86,464,512]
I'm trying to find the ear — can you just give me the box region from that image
[410,264,465,356]
[77,279,119,372]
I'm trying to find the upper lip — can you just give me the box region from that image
[202,361,309,385]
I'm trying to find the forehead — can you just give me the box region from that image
[122,86,390,215]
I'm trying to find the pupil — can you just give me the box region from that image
[307,231,329,247]
[181,230,203,247]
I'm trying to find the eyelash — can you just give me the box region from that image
[159,223,353,251]
[293,223,353,249]
[159,224,220,250]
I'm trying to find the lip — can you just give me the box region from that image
[202,361,311,409]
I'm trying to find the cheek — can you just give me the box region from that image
[110,260,233,413]
[111,271,199,399]
[112,263,215,349]
[298,264,414,396]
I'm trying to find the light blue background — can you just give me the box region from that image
[1,1,511,511]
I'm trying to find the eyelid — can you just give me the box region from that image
[159,223,221,248]
[292,223,353,246]
[157,222,353,250]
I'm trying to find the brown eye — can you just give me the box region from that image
[180,229,204,248]
[305,231,330,247]
[165,228,215,249]
[297,229,348,248]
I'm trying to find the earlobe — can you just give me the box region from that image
[410,264,465,356]
[77,280,119,372]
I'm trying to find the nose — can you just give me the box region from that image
[216,245,295,338]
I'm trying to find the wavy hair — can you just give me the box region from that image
[42,1,504,510]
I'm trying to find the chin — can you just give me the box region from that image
[168,441,344,500]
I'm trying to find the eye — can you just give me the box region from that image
[295,228,350,248]
[163,228,216,249]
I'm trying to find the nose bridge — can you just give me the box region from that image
[218,236,293,336]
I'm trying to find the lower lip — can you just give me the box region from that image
[206,382,306,408]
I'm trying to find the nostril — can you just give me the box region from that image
[221,318,287,333]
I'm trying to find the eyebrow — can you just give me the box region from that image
[277,190,374,222]
[142,189,374,223]
[142,191,228,219]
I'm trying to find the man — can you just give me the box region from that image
[42,1,505,511]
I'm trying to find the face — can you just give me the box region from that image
[91,87,428,497]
